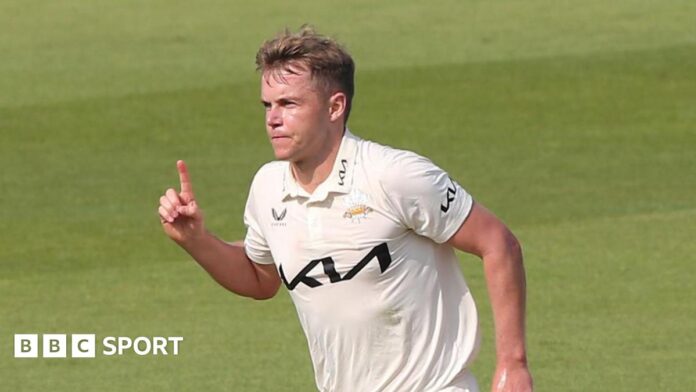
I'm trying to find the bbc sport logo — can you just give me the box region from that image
[14,334,183,358]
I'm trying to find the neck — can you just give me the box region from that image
[291,127,345,194]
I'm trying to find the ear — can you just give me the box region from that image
[328,92,347,123]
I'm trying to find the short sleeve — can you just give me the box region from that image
[243,181,275,265]
[380,151,473,244]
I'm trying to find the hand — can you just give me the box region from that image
[158,160,205,244]
[492,361,533,392]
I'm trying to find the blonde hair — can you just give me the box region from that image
[256,26,355,122]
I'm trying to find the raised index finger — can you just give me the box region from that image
[177,160,195,201]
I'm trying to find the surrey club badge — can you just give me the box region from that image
[342,189,373,223]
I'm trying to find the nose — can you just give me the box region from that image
[266,106,282,128]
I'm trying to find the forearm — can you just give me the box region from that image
[177,231,271,299]
[483,235,528,364]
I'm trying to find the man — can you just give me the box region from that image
[158,27,532,392]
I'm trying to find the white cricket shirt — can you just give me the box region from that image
[244,130,480,392]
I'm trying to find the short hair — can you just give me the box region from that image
[255,26,355,122]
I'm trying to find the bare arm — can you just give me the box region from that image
[177,234,280,300]
[158,160,281,300]
[447,202,532,392]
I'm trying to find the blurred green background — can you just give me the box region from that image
[1,1,695,390]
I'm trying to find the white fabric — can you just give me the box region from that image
[244,130,480,392]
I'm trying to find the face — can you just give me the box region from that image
[261,67,334,164]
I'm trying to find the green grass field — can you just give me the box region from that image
[2,1,695,390]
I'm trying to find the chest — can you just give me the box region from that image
[262,190,406,291]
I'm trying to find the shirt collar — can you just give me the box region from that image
[281,129,360,203]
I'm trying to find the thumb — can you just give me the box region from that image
[176,201,201,219]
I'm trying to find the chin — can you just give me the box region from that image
[272,149,293,161]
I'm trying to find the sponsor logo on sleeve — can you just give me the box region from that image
[440,177,457,213]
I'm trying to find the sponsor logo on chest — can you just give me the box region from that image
[271,207,287,227]
[279,242,393,290]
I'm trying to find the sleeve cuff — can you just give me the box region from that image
[434,193,474,244]
[244,241,275,265]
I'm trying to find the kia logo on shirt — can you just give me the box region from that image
[338,159,348,186]
[279,243,392,290]
[440,178,457,213]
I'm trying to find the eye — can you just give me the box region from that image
[279,98,298,108]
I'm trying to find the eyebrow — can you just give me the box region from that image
[260,96,303,105]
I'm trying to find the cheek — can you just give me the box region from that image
[287,105,312,120]
[283,109,298,124]
[284,110,312,134]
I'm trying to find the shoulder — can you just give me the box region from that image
[246,161,287,203]
[249,161,286,188]
[357,137,429,172]
[357,139,445,195]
